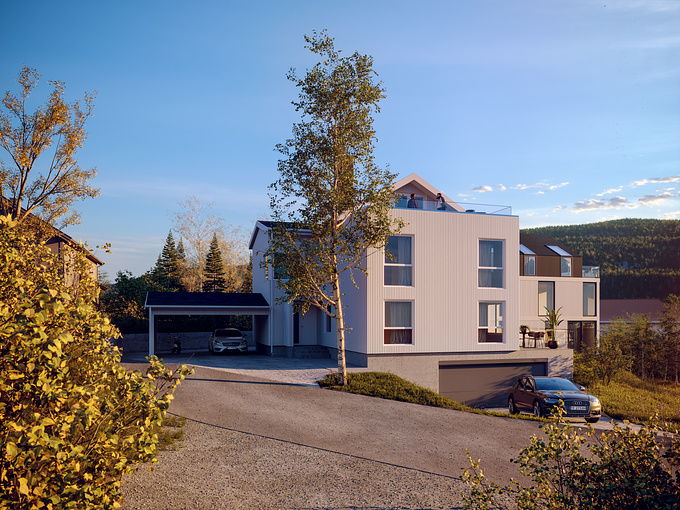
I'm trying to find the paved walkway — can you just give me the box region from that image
[121,350,363,387]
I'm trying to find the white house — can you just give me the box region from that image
[249,174,595,407]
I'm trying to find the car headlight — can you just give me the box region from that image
[545,398,560,404]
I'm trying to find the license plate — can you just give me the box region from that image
[569,405,587,412]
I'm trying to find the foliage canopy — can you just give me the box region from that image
[267,31,403,384]
[0,66,99,231]
[0,216,191,509]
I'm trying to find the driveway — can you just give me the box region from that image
[122,353,544,482]
[120,353,636,509]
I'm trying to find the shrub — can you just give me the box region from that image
[0,216,192,509]
[462,410,680,509]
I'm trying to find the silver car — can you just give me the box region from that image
[208,328,248,354]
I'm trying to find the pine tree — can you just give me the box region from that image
[204,233,227,292]
[149,232,181,291]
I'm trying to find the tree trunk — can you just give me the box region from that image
[332,273,347,386]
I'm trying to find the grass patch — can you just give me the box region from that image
[318,372,542,422]
[588,372,680,425]
[156,414,186,451]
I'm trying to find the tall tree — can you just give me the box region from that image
[204,233,227,292]
[170,195,248,292]
[149,231,181,291]
[0,66,99,231]
[660,294,680,384]
[266,31,403,385]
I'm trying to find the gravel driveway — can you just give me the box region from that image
[120,358,538,509]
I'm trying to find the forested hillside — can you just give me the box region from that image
[522,219,680,300]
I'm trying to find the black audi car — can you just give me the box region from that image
[508,376,601,423]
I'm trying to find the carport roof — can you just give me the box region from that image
[145,292,269,309]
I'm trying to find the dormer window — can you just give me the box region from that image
[519,244,536,276]
[547,245,572,277]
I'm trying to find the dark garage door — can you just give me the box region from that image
[439,360,547,408]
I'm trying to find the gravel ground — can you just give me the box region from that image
[121,417,485,510]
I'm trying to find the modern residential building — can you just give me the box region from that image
[249,174,597,407]
[519,233,600,352]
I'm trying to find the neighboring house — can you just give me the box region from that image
[250,174,597,407]
[44,230,103,287]
[600,299,666,330]
[519,233,600,352]
[1,198,103,286]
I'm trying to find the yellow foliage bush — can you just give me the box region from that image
[0,217,192,509]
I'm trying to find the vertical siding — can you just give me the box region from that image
[365,209,520,355]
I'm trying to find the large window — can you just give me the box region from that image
[384,236,413,286]
[384,301,413,344]
[478,302,504,343]
[538,281,555,315]
[583,283,596,316]
[479,240,503,288]
[520,244,536,276]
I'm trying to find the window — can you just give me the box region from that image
[538,281,555,315]
[384,236,412,286]
[583,283,596,316]
[547,245,572,277]
[479,302,504,343]
[479,240,503,288]
[384,301,412,344]
[520,244,536,276]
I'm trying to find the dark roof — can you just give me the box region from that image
[519,233,577,257]
[600,299,665,323]
[145,292,269,308]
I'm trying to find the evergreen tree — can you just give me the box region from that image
[204,233,227,292]
[149,232,181,291]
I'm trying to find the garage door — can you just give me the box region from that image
[439,360,547,408]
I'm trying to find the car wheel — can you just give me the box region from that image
[533,401,544,418]
[585,417,600,424]
[508,397,519,414]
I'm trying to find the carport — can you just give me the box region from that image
[144,292,270,356]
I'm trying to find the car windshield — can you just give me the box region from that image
[215,330,241,338]
[535,378,580,392]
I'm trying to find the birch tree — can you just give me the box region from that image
[266,31,403,385]
[0,66,99,231]
[170,195,248,292]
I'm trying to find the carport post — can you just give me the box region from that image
[148,308,155,357]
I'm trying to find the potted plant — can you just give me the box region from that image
[519,325,529,348]
[544,307,563,349]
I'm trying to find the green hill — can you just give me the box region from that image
[522,219,680,300]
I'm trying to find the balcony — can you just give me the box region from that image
[582,266,600,278]
[394,196,512,216]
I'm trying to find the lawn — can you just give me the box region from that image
[587,371,680,424]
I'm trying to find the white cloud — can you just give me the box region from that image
[638,192,675,205]
[496,184,506,191]
[472,185,493,193]
[595,187,623,197]
[553,206,567,212]
[630,175,680,187]
[570,196,631,213]
[512,181,568,193]
[663,211,680,219]
[548,182,569,191]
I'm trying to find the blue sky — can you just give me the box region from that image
[2,0,679,278]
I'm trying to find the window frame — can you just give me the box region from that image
[384,301,413,345]
[478,239,504,288]
[583,282,597,317]
[478,301,504,343]
[384,235,413,286]
[538,281,555,315]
